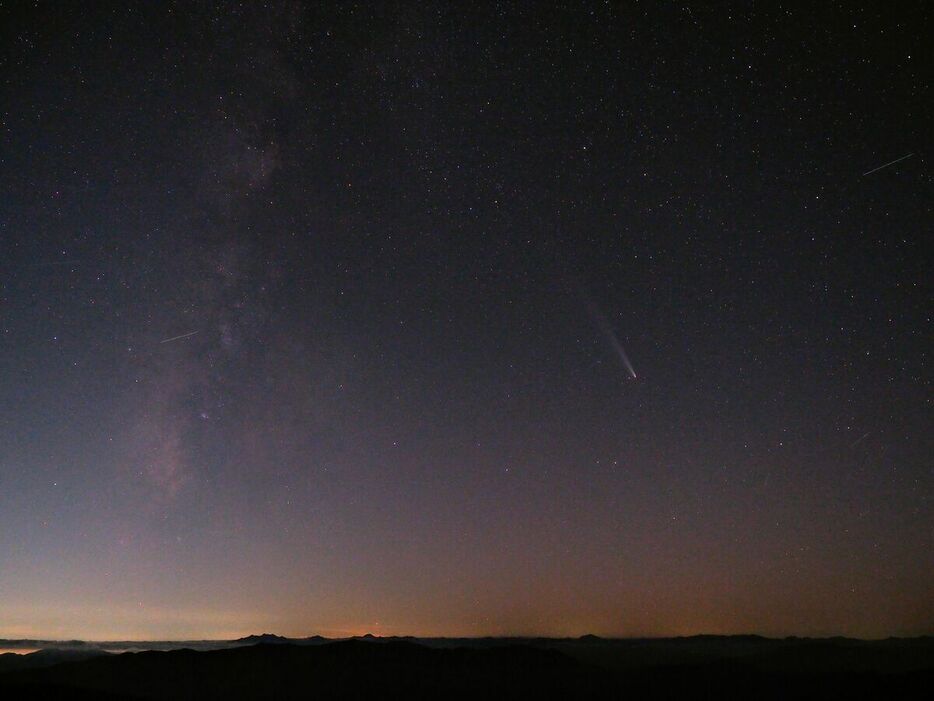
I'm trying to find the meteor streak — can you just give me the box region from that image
[159,330,199,344]
[861,153,914,176]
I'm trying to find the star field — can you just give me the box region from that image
[0,1,930,640]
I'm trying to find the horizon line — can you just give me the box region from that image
[3,631,932,645]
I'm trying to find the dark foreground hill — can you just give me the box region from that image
[1,636,932,700]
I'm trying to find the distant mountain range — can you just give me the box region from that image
[233,633,290,644]
[1,635,932,699]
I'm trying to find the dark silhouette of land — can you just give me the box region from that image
[1,634,932,699]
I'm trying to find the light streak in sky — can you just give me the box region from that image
[861,153,913,176]
[585,300,637,379]
[159,330,199,344]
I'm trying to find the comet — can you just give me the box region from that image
[585,299,638,379]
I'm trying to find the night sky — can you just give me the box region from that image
[1,2,931,641]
